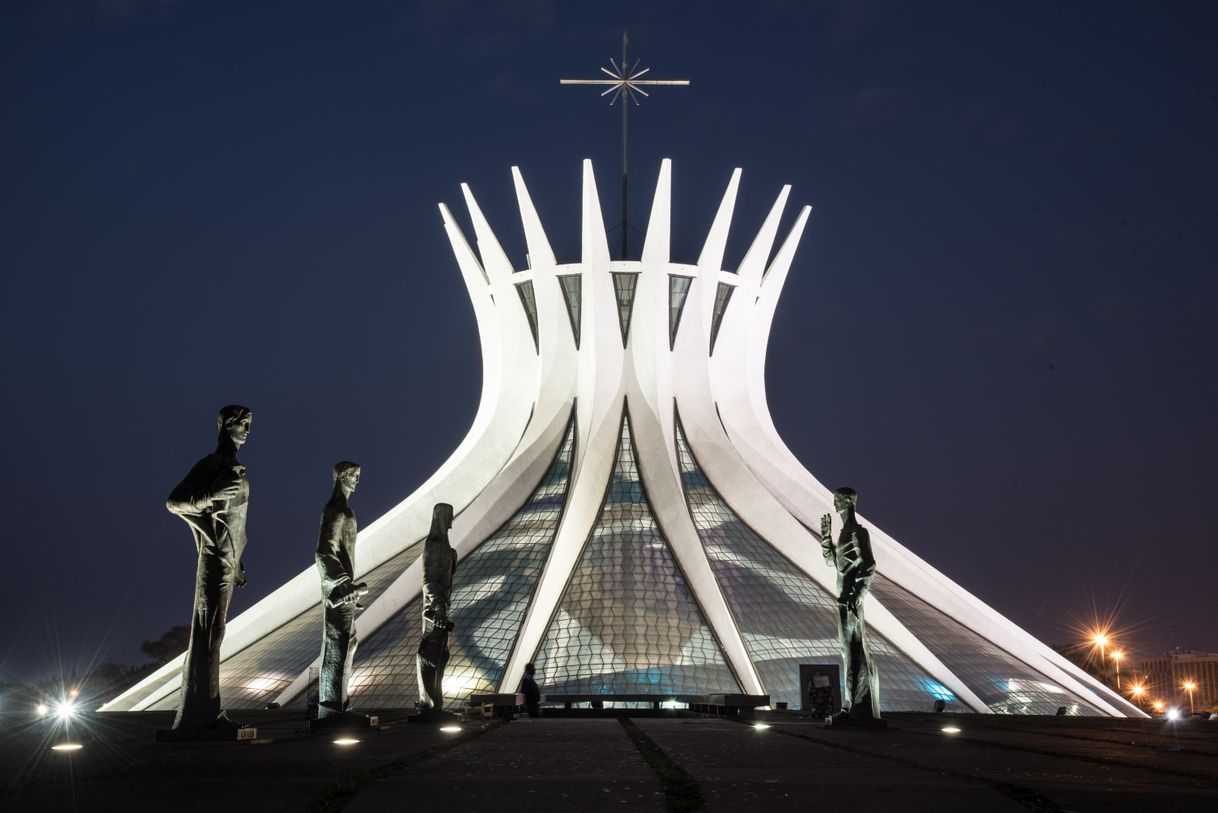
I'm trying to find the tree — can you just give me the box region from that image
[141,625,191,665]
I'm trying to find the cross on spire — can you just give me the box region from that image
[561,32,690,259]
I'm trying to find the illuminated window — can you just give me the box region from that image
[516,280,539,352]
[611,273,639,347]
[558,274,582,348]
[709,282,735,354]
[669,275,692,349]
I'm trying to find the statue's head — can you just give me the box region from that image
[833,487,858,514]
[433,502,454,531]
[334,461,361,495]
[217,405,252,447]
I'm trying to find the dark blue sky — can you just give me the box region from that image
[2,0,1215,684]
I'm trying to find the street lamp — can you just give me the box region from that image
[1111,650,1124,689]
[1129,683,1145,703]
[1182,680,1197,715]
[1090,631,1110,679]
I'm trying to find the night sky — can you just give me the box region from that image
[2,0,1215,685]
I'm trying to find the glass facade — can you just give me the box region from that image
[611,273,638,347]
[344,413,577,709]
[532,412,739,695]
[557,274,582,348]
[515,280,539,352]
[144,543,423,711]
[673,413,969,711]
[870,576,1105,715]
[709,282,735,354]
[668,275,692,349]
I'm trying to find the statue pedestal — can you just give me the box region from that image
[155,726,257,743]
[408,708,458,724]
[310,713,380,732]
[824,713,888,730]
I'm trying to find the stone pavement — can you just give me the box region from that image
[1,711,1215,812]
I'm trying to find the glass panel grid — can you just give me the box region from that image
[558,274,582,348]
[147,542,423,711]
[668,275,692,350]
[611,273,638,348]
[674,415,967,712]
[343,415,576,710]
[532,413,739,695]
[437,417,576,703]
[709,282,735,354]
[870,575,1105,716]
[516,280,539,352]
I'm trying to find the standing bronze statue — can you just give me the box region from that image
[416,503,456,720]
[315,461,369,725]
[165,405,253,732]
[820,486,884,725]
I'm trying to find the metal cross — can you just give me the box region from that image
[561,32,690,259]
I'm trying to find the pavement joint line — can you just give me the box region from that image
[306,718,507,813]
[618,718,705,812]
[900,726,1218,783]
[761,722,1065,813]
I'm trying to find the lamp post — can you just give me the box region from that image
[1111,650,1124,690]
[1183,680,1197,715]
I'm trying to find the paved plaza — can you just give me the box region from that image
[1,711,1216,812]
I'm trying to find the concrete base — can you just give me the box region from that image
[408,709,458,724]
[155,725,257,742]
[824,714,889,729]
[310,713,380,732]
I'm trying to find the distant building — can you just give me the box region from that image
[1139,651,1218,711]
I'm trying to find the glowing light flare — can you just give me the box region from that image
[1110,651,1124,662]
[439,726,463,733]
[941,726,962,734]
[1182,680,1197,692]
[1152,700,1165,712]
[333,738,360,746]
[1090,632,1109,648]
[1129,684,1146,697]
[54,700,77,721]
[752,723,771,731]
[51,743,83,752]
[1166,708,1181,721]
[35,704,48,718]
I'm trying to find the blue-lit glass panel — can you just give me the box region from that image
[532,412,739,695]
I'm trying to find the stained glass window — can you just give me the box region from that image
[531,411,739,695]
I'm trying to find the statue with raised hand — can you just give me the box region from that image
[820,486,883,725]
[165,405,253,732]
[315,461,370,723]
[416,503,457,720]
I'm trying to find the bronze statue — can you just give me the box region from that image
[820,486,883,724]
[315,461,369,723]
[416,503,456,720]
[165,405,252,731]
